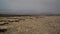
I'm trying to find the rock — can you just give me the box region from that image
[0,22,8,25]
[7,19,19,22]
[0,26,8,29]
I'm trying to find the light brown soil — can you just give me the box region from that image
[0,16,60,34]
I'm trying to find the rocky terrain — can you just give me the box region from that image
[0,16,60,34]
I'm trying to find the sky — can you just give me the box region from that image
[0,0,60,15]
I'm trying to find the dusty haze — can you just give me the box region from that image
[0,0,60,15]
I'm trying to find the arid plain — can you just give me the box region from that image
[0,16,60,34]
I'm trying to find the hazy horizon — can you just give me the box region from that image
[0,0,60,15]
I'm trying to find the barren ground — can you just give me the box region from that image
[0,16,60,34]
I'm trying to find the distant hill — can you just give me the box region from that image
[0,14,60,17]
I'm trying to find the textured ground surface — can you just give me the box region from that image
[0,16,60,34]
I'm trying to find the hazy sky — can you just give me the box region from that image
[0,0,60,15]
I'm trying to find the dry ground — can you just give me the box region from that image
[0,16,60,34]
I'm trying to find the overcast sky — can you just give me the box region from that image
[0,0,60,15]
